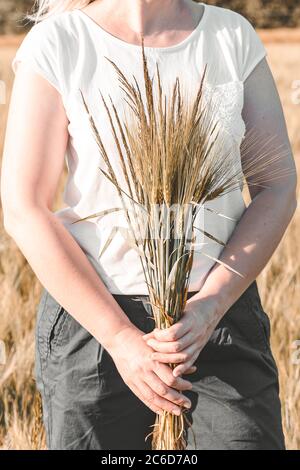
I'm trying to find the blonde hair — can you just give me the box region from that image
[27,0,95,22]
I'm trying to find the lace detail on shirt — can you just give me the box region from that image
[202,80,246,145]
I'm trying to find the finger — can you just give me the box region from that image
[143,400,163,416]
[151,343,199,364]
[147,372,191,409]
[146,331,195,353]
[153,319,191,342]
[173,351,200,377]
[183,366,197,375]
[129,382,163,416]
[154,362,193,391]
[142,329,158,340]
[140,380,183,415]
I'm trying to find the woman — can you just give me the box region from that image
[1,0,297,450]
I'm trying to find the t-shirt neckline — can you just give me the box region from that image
[74,3,208,53]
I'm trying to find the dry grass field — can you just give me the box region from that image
[0,29,299,450]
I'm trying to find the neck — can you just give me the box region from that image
[92,0,198,36]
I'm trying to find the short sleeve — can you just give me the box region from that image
[236,15,267,82]
[11,22,62,94]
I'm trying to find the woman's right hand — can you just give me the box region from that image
[107,326,194,415]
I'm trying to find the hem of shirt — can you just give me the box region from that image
[12,56,63,99]
[242,50,268,82]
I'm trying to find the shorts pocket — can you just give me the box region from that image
[228,280,271,352]
[36,289,69,368]
[244,292,271,351]
[216,281,270,353]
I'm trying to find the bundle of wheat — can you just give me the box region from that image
[74,37,291,450]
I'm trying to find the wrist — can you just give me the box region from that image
[104,324,141,357]
[186,291,225,323]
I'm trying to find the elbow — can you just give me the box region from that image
[3,203,31,237]
[3,209,21,238]
[2,186,47,237]
[288,173,298,216]
[284,176,298,221]
[3,203,50,238]
[1,189,22,237]
[267,173,298,223]
[277,170,298,215]
[289,196,298,221]
[290,193,298,217]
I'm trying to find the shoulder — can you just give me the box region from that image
[205,4,263,64]
[204,5,266,82]
[15,11,80,67]
[12,11,79,94]
[206,4,257,38]
[206,4,253,26]
[24,10,78,45]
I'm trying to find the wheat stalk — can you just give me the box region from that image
[73,36,294,449]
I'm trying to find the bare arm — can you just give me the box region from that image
[1,62,133,350]
[191,57,297,313]
[145,58,298,375]
[1,63,192,412]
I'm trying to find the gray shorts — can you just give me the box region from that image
[35,280,285,450]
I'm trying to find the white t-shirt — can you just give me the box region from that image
[12,3,267,294]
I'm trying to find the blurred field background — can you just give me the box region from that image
[0,0,299,450]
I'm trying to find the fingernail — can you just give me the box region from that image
[184,402,192,409]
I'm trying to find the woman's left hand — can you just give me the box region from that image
[142,297,223,377]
